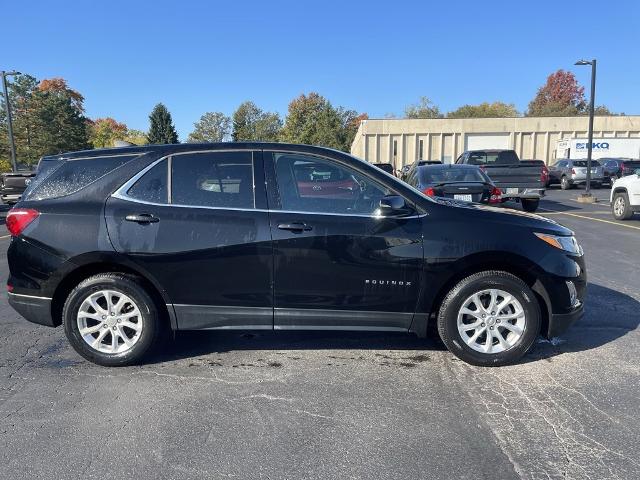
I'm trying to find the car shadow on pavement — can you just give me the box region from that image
[147,283,637,366]
[148,330,445,365]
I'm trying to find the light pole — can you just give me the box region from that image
[2,70,21,172]
[575,59,596,199]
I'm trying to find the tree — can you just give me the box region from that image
[592,105,617,116]
[38,78,85,112]
[1,74,90,165]
[232,101,282,142]
[147,103,178,144]
[447,102,519,118]
[279,93,366,152]
[188,112,231,143]
[404,97,443,119]
[89,117,128,148]
[123,129,148,145]
[0,74,41,166]
[527,70,586,116]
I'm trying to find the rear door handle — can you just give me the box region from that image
[277,222,312,232]
[125,213,160,224]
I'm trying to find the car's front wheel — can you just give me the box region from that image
[612,192,633,220]
[63,273,161,366]
[437,271,541,367]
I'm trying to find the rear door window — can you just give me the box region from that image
[24,154,139,201]
[171,151,255,209]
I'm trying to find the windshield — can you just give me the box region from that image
[573,160,601,167]
[418,166,487,184]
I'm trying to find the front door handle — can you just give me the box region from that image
[278,222,312,232]
[125,213,160,224]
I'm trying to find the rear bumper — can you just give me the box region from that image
[571,177,604,185]
[501,188,545,200]
[8,293,55,327]
[1,194,21,204]
[547,304,584,338]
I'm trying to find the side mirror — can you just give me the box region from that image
[377,195,412,216]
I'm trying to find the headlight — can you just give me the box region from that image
[534,232,582,254]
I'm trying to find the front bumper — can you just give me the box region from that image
[547,303,584,338]
[8,293,55,327]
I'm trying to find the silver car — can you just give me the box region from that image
[548,159,605,190]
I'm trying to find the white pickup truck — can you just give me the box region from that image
[611,168,640,220]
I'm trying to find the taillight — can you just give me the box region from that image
[489,187,502,204]
[571,168,576,174]
[6,208,39,236]
[541,165,549,183]
[423,187,435,197]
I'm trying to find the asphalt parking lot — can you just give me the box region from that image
[0,187,638,480]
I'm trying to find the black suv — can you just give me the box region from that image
[6,143,586,367]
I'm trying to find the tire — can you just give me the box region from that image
[63,273,161,366]
[437,271,541,367]
[521,198,539,213]
[592,182,601,190]
[560,176,571,190]
[612,192,633,220]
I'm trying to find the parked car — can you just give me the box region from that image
[405,164,502,205]
[455,150,546,212]
[372,162,395,176]
[400,160,442,181]
[599,158,629,185]
[6,143,585,368]
[610,168,640,220]
[547,159,605,190]
[0,170,36,204]
[620,159,640,177]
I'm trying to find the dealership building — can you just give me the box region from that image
[350,116,640,167]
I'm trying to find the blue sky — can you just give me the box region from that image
[4,0,639,139]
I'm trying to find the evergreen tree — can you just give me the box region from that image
[147,103,178,144]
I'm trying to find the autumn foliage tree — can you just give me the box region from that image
[89,117,128,147]
[527,70,587,116]
[1,74,90,166]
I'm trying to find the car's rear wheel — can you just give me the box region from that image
[437,271,541,367]
[612,192,633,220]
[521,199,539,213]
[560,176,571,190]
[63,273,160,366]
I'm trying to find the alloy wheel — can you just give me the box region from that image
[457,289,526,354]
[613,197,625,217]
[77,290,143,354]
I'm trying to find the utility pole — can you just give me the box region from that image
[575,59,597,202]
[2,70,20,172]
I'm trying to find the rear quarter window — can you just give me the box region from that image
[24,154,140,201]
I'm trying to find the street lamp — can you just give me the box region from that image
[574,59,596,199]
[1,70,21,172]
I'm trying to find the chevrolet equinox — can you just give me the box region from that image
[6,143,585,367]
